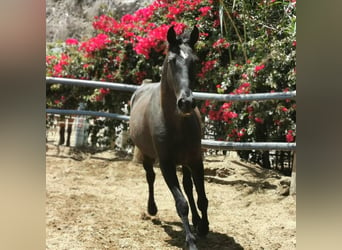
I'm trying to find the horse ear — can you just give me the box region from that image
[189,26,199,48]
[167,26,177,47]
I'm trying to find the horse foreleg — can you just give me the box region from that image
[182,165,201,229]
[191,160,209,237]
[143,155,157,215]
[160,161,197,250]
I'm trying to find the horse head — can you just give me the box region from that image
[165,26,199,115]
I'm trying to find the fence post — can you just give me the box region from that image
[71,103,89,147]
[58,117,65,145]
[290,151,296,195]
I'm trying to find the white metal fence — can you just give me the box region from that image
[46,77,296,151]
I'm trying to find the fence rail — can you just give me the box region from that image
[46,77,296,151]
[46,108,130,121]
[46,77,296,102]
[47,77,139,93]
[201,140,295,151]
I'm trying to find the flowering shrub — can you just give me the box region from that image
[46,0,296,170]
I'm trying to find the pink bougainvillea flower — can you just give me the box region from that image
[53,64,63,75]
[241,73,248,79]
[222,102,232,110]
[95,95,104,102]
[240,82,251,89]
[254,64,265,73]
[133,24,171,58]
[231,82,251,94]
[171,21,187,35]
[204,100,211,107]
[237,131,244,138]
[286,130,295,142]
[65,38,79,45]
[212,38,230,49]
[79,33,111,54]
[134,6,154,22]
[208,110,219,121]
[199,6,212,16]
[135,71,147,83]
[213,18,220,27]
[46,55,57,65]
[222,111,238,122]
[99,88,110,95]
[200,106,207,114]
[60,53,69,64]
[199,32,209,38]
[198,60,217,78]
[254,117,264,124]
[93,15,117,33]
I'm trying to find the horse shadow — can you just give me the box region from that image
[203,160,279,194]
[151,218,244,250]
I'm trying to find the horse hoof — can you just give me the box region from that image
[188,244,198,250]
[196,220,209,237]
[148,202,158,216]
[186,233,198,250]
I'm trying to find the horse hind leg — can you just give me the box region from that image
[182,165,201,229]
[142,153,158,216]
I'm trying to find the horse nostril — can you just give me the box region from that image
[177,98,185,109]
[177,98,193,113]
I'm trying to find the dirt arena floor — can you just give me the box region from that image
[46,144,296,250]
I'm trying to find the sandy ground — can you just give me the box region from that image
[46,144,296,250]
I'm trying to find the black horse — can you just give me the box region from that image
[130,26,209,250]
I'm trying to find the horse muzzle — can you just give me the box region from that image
[177,96,196,115]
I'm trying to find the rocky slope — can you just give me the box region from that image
[46,0,153,42]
